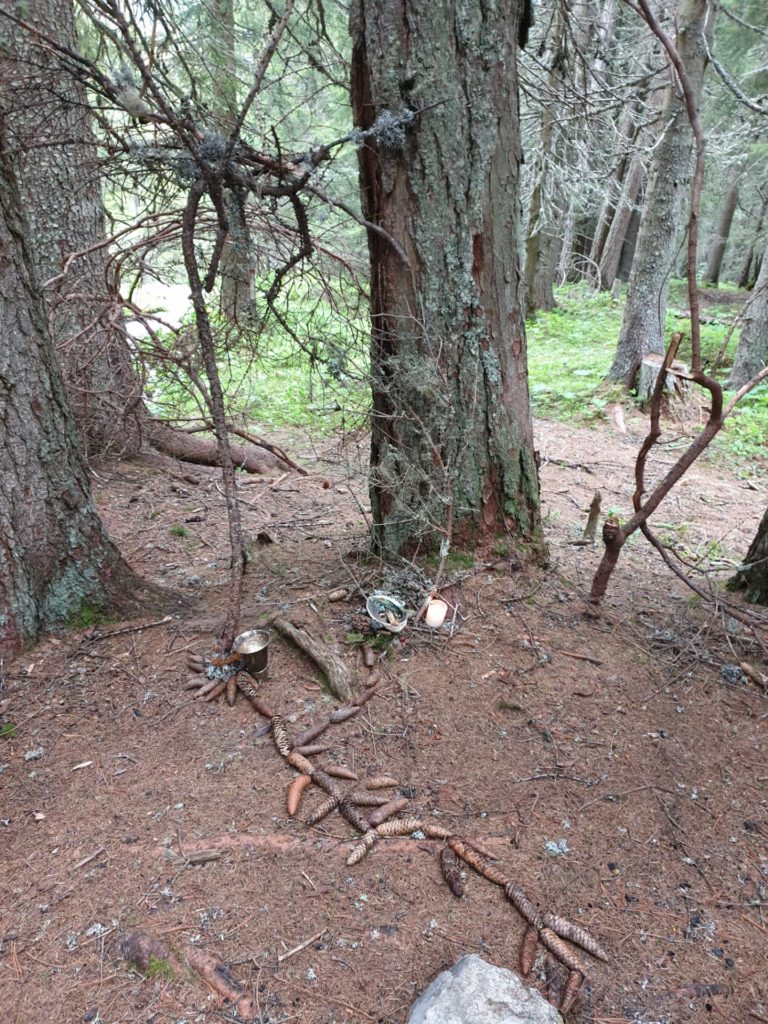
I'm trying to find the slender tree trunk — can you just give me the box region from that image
[729,242,768,387]
[618,199,642,281]
[525,4,566,314]
[351,0,540,558]
[598,158,644,290]
[0,123,147,655]
[703,163,741,287]
[738,192,767,289]
[608,0,712,386]
[729,506,768,606]
[210,0,256,321]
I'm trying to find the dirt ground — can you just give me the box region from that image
[1,413,767,1024]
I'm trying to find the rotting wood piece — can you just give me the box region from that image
[270,616,356,702]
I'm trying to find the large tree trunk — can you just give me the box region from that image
[0,123,145,655]
[1,0,144,458]
[729,507,768,606]
[1,0,275,474]
[351,0,540,558]
[703,163,740,287]
[608,0,711,386]
[729,243,768,387]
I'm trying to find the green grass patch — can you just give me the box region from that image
[169,524,188,538]
[0,722,16,740]
[527,281,767,467]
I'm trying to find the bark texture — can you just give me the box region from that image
[609,0,711,386]
[730,506,768,606]
[729,243,768,387]
[0,0,143,457]
[351,0,540,557]
[0,125,139,654]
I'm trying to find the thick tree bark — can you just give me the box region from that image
[729,243,768,387]
[1,0,144,457]
[703,163,740,287]
[608,0,711,386]
[0,124,145,654]
[351,0,540,558]
[1,0,276,474]
[729,506,768,606]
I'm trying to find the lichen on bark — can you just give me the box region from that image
[351,0,540,558]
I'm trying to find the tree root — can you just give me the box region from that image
[119,929,257,1020]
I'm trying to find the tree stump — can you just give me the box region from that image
[636,354,690,404]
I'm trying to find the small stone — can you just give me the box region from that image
[24,748,44,761]
[407,955,562,1024]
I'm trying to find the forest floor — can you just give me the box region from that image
[1,410,767,1024]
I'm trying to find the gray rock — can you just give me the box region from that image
[407,955,562,1024]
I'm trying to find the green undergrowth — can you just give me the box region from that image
[144,279,369,436]
[526,281,767,469]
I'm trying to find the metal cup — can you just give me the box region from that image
[233,629,270,676]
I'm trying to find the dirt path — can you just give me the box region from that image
[1,417,766,1024]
